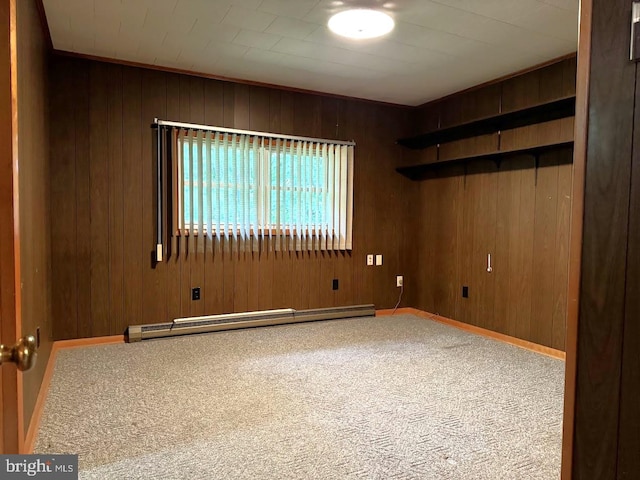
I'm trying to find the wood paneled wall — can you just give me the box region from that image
[16,0,51,438]
[410,57,576,350]
[49,56,417,340]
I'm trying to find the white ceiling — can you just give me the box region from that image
[42,0,579,106]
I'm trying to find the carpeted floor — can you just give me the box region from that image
[34,314,564,479]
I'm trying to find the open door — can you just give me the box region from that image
[0,0,22,454]
[0,0,38,454]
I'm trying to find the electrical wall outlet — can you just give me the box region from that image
[396,275,403,287]
[367,254,374,266]
[192,287,201,301]
[375,254,383,266]
[332,279,339,290]
[462,286,469,298]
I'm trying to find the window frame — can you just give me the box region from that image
[174,132,334,238]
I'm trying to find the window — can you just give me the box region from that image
[174,128,353,252]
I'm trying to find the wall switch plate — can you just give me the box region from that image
[192,287,201,301]
[332,279,339,290]
[396,275,403,287]
[367,254,374,266]
[375,254,383,266]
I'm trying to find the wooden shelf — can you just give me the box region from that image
[397,96,576,150]
[396,141,574,180]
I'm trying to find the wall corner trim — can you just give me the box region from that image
[23,335,125,453]
[377,307,566,360]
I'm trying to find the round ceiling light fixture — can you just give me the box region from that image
[328,9,395,40]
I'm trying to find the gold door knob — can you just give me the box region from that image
[0,335,37,371]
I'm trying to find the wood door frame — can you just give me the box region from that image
[561,0,640,477]
[561,0,591,476]
[0,0,23,454]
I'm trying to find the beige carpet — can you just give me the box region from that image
[34,314,564,479]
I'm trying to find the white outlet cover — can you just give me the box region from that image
[375,254,383,266]
[367,254,374,266]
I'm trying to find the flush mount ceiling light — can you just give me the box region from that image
[328,9,395,39]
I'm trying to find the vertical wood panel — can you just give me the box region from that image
[530,155,560,347]
[417,179,437,312]
[451,170,465,318]
[357,100,375,308]
[440,95,462,128]
[50,58,78,340]
[108,65,125,334]
[502,69,540,111]
[456,167,480,325]
[88,61,110,337]
[552,156,572,350]
[416,101,439,134]
[371,102,401,308]
[499,158,533,340]
[454,174,472,324]
[122,67,143,330]
[433,169,463,318]
[538,61,564,103]
[141,69,167,325]
[493,162,519,336]
[461,85,501,120]
[563,56,578,97]
[469,162,498,329]
[513,162,536,341]
[74,61,92,339]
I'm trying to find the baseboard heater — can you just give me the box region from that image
[126,304,375,342]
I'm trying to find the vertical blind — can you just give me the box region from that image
[174,127,354,252]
